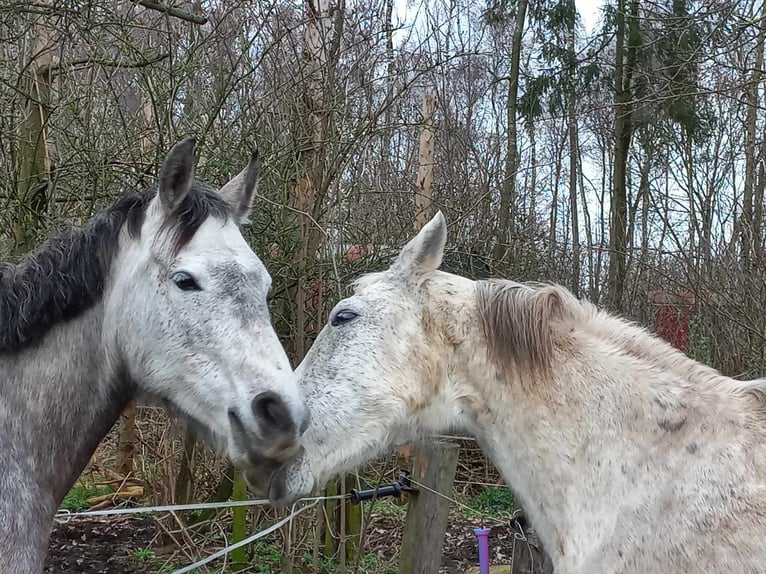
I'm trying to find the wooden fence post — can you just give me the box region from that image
[398,440,459,574]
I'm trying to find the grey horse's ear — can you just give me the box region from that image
[158,138,196,212]
[392,211,447,278]
[219,149,260,224]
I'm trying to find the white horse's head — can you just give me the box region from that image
[105,139,308,468]
[248,212,460,502]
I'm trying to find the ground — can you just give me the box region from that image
[44,492,545,573]
[44,517,155,574]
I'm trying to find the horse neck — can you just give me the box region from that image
[429,278,657,567]
[447,309,757,569]
[0,302,133,510]
[444,338,616,565]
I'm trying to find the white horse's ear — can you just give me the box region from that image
[392,211,447,277]
[219,149,260,224]
[158,138,196,212]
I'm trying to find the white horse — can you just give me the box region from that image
[0,139,307,573]
[250,212,766,573]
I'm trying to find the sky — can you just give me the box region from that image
[576,0,604,34]
[391,0,606,39]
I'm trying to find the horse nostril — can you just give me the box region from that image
[252,392,295,436]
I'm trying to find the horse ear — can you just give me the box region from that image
[158,138,196,212]
[392,211,447,277]
[219,149,259,224]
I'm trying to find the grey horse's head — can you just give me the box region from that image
[106,139,308,467]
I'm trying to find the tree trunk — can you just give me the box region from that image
[755,151,765,267]
[640,145,651,277]
[397,90,437,484]
[15,6,57,255]
[657,172,670,262]
[550,127,564,262]
[607,0,639,311]
[593,140,609,304]
[115,401,137,476]
[380,0,395,186]
[291,0,343,361]
[174,429,196,504]
[568,36,581,297]
[527,120,538,230]
[626,138,651,307]
[699,128,722,278]
[493,0,528,267]
[414,93,435,229]
[683,134,700,276]
[114,5,156,479]
[230,470,249,571]
[742,5,765,270]
[294,4,345,555]
[578,132,595,299]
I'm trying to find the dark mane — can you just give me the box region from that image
[0,182,230,353]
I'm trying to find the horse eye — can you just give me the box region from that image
[331,309,358,327]
[172,271,201,291]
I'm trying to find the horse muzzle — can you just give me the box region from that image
[227,398,305,469]
[242,447,314,506]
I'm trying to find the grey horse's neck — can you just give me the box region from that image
[0,303,135,573]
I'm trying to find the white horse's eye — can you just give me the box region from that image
[331,309,358,327]
[172,271,201,291]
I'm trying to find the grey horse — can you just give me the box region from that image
[0,139,307,573]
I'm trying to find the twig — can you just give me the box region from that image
[154,515,199,565]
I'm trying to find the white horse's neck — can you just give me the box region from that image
[0,303,133,573]
[423,276,578,559]
[423,274,752,571]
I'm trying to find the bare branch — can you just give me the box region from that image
[43,52,170,75]
[132,0,208,25]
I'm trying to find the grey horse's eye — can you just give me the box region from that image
[331,309,358,326]
[172,271,201,291]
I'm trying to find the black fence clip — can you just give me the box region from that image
[349,470,418,505]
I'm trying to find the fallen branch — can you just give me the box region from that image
[94,468,144,491]
[86,485,144,509]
